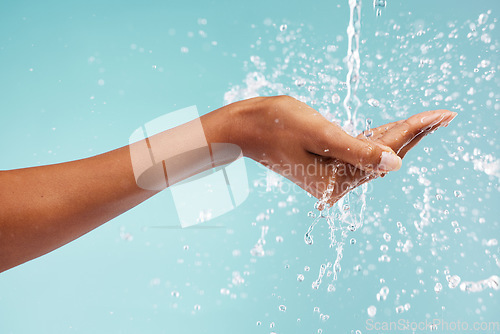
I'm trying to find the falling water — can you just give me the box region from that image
[343,0,362,134]
[304,0,370,289]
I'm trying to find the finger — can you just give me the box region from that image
[357,120,404,140]
[375,110,456,154]
[397,113,456,158]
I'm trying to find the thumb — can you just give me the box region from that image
[329,132,402,172]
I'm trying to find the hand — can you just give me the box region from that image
[318,108,457,206]
[218,96,456,206]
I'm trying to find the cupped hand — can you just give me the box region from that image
[316,108,457,207]
[229,96,456,206]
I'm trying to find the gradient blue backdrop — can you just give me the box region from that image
[0,0,498,333]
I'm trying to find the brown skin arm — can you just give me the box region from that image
[0,146,158,272]
[0,96,456,272]
[0,101,235,273]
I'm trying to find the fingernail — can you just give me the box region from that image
[442,112,458,127]
[379,151,402,172]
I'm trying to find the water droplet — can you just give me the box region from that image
[194,304,201,311]
[379,286,389,299]
[304,266,310,272]
[295,78,306,87]
[434,282,443,294]
[368,98,380,107]
[383,232,391,242]
[297,274,305,282]
[280,24,287,31]
[378,254,391,262]
[478,13,488,25]
[374,0,386,8]
[395,305,404,313]
[486,239,498,247]
[197,209,213,223]
[304,233,313,245]
[367,305,377,317]
[256,321,261,326]
[331,93,341,104]
[276,236,284,243]
[365,118,372,129]
[454,190,462,197]
[481,33,491,44]
[448,275,461,289]
[171,290,180,298]
[183,245,189,250]
[350,238,357,245]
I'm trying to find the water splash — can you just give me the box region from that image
[222,6,498,324]
[459,275,500,293]
[250,225,269,257]
[304,0,370,290]
[312,262,332,289]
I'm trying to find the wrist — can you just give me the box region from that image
[203,97,271,159]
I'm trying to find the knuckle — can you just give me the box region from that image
[403,118,418,132]
[264,95,297,111]
[275,95,296,104]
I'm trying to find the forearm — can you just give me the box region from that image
[0,101,250,272]
[0,145,155,272]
